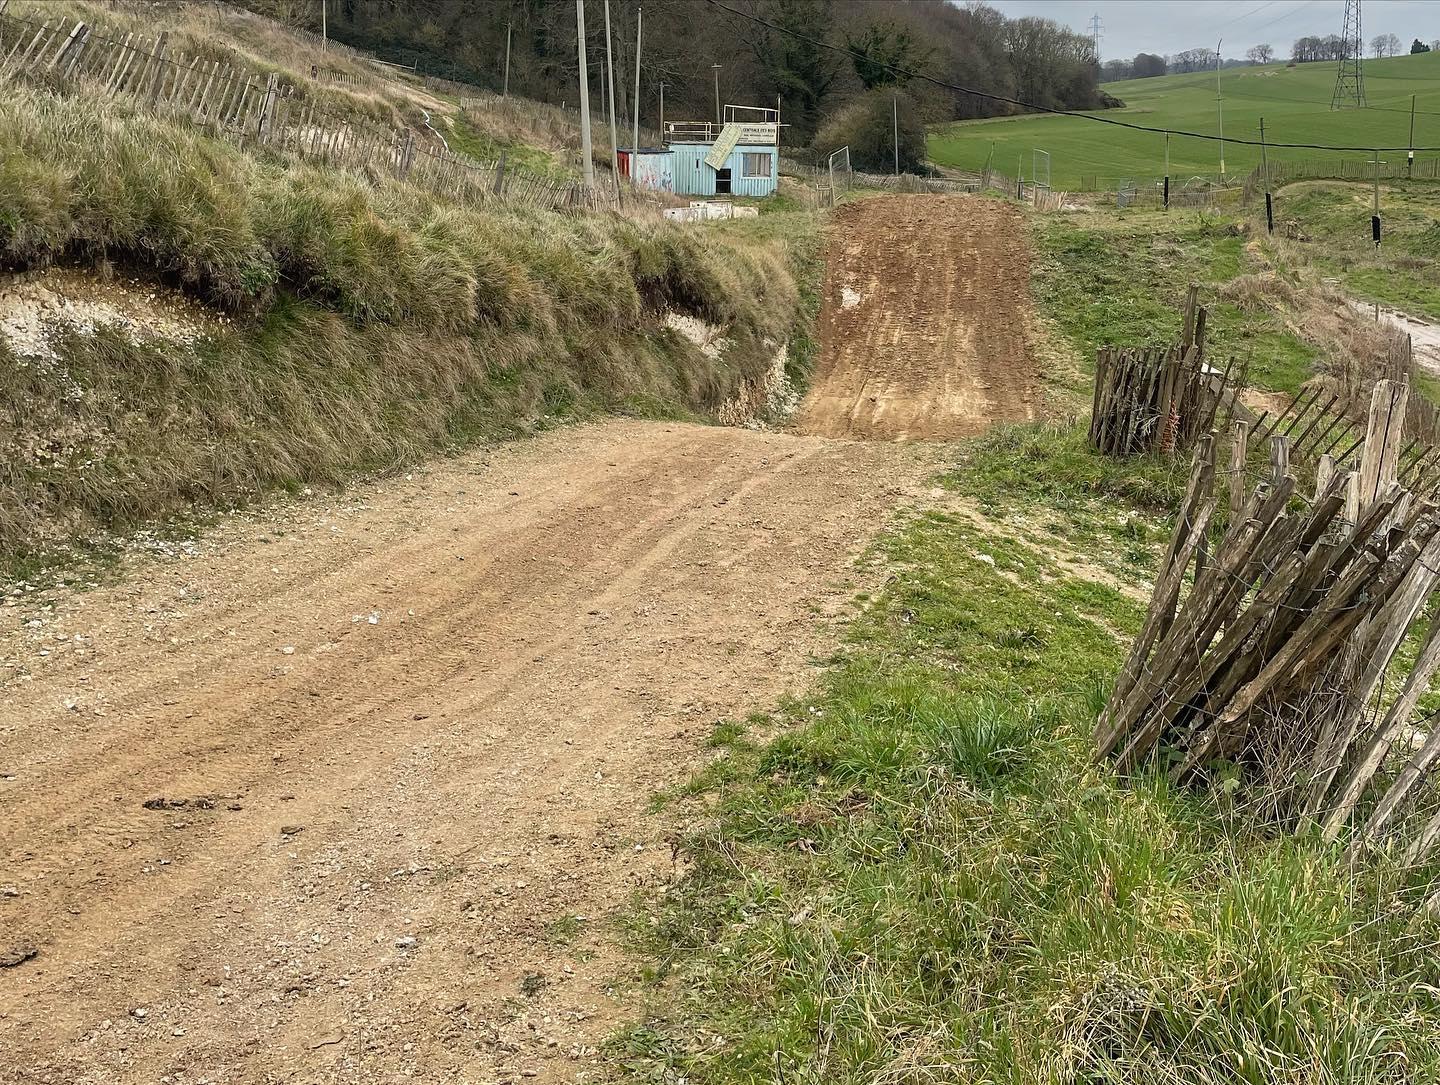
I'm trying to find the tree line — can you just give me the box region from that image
[1102,30,1440,82]
[245,0,1112,171]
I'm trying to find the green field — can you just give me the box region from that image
[929,51,1440,190]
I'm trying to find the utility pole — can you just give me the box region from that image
[1163,130,1170,209]
[603,0,620,196]
[632,6,641,152]
[658,81,667,139]
[1258,117,1268,184]
[1408,93,1416,178]
[1259,117,1273,232]
[321,0,326,52]
[1216,39,1225,179]
[712,63,722,125]
[503,21,511,97]
[576,0,594,189]
[1370,148,1383,248]
[892,95,899,175]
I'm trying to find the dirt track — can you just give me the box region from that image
[1,194,1040,1083]
[0,422,940,1083]
[792,195,1040,440]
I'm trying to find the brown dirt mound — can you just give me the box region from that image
[791,194,1040,441]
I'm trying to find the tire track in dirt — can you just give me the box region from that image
[791,194,1041,441]
[0,420,941,1084]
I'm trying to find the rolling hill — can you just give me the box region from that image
[928,50,1440,190]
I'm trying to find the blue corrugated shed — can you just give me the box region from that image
[668,143,777,197]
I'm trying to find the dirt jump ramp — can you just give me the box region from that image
[791,194,1040,441]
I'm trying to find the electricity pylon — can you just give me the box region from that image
[1331,0,1367,110]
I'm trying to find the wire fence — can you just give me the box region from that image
[979,167,1071,212]
[1244,156,1440,202]
[0,9,665,216]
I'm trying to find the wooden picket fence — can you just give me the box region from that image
[0,8,651,215]
[978,166,1070,212]
[1098,378,1440,891]
[1090,286,1246,457]
[1242,331,1440,493]
[851,170,980,195]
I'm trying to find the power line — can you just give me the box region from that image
[1247,0,1323,35]
[1216,1,1281,33]
[702,0,1440,152]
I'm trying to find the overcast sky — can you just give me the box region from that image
[986,1,1440,61]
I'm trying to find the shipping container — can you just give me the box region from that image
[667,143,777,197]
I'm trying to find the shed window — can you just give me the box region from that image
[741,152,770,178]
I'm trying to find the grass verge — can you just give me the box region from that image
[1033,210,1319,396]
[615,421,1440,1084]
[1268,181,1440,324]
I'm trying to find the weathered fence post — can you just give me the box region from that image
[493,149,507,197]
[1353,379,1408,520]
[62,24,91,77]
[1228,419,1248,524]
[103,32,132,91]
[49,20,83,69]
[148,31,170,105]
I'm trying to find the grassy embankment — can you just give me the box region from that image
[929,51,1440,189]
[0,80,820,570]
[1032,209,1319,397]
[8,0,616,185]
[1263,180,1440,323]
[615,207,1440,1082]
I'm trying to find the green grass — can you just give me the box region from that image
[1271,180,1440,322]
[1032,210,1319,395]
[441,111,563,178]
[617,422,1440,1084]
[930,51,1440,190]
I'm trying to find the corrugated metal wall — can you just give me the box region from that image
[631,152,675,192]
[669,143,776,197]
[725,143,779,198]
[670,145,715,196]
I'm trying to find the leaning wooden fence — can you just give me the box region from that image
[1098,378,1440,884]
[1236,329,1440,494]
[0,9,650,215]
[1090,286,1245,457]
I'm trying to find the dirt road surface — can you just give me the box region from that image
[792,195,1040,441]
[1,422,940,1083]
[2,193,1040,1083]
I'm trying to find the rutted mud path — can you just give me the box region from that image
[1,421,940,1083]
[792,194,1040,440]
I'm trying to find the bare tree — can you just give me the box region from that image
[1246,43,1273,64]
[1170,46,1213,73]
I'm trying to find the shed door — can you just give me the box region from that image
[715,168,732,194]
